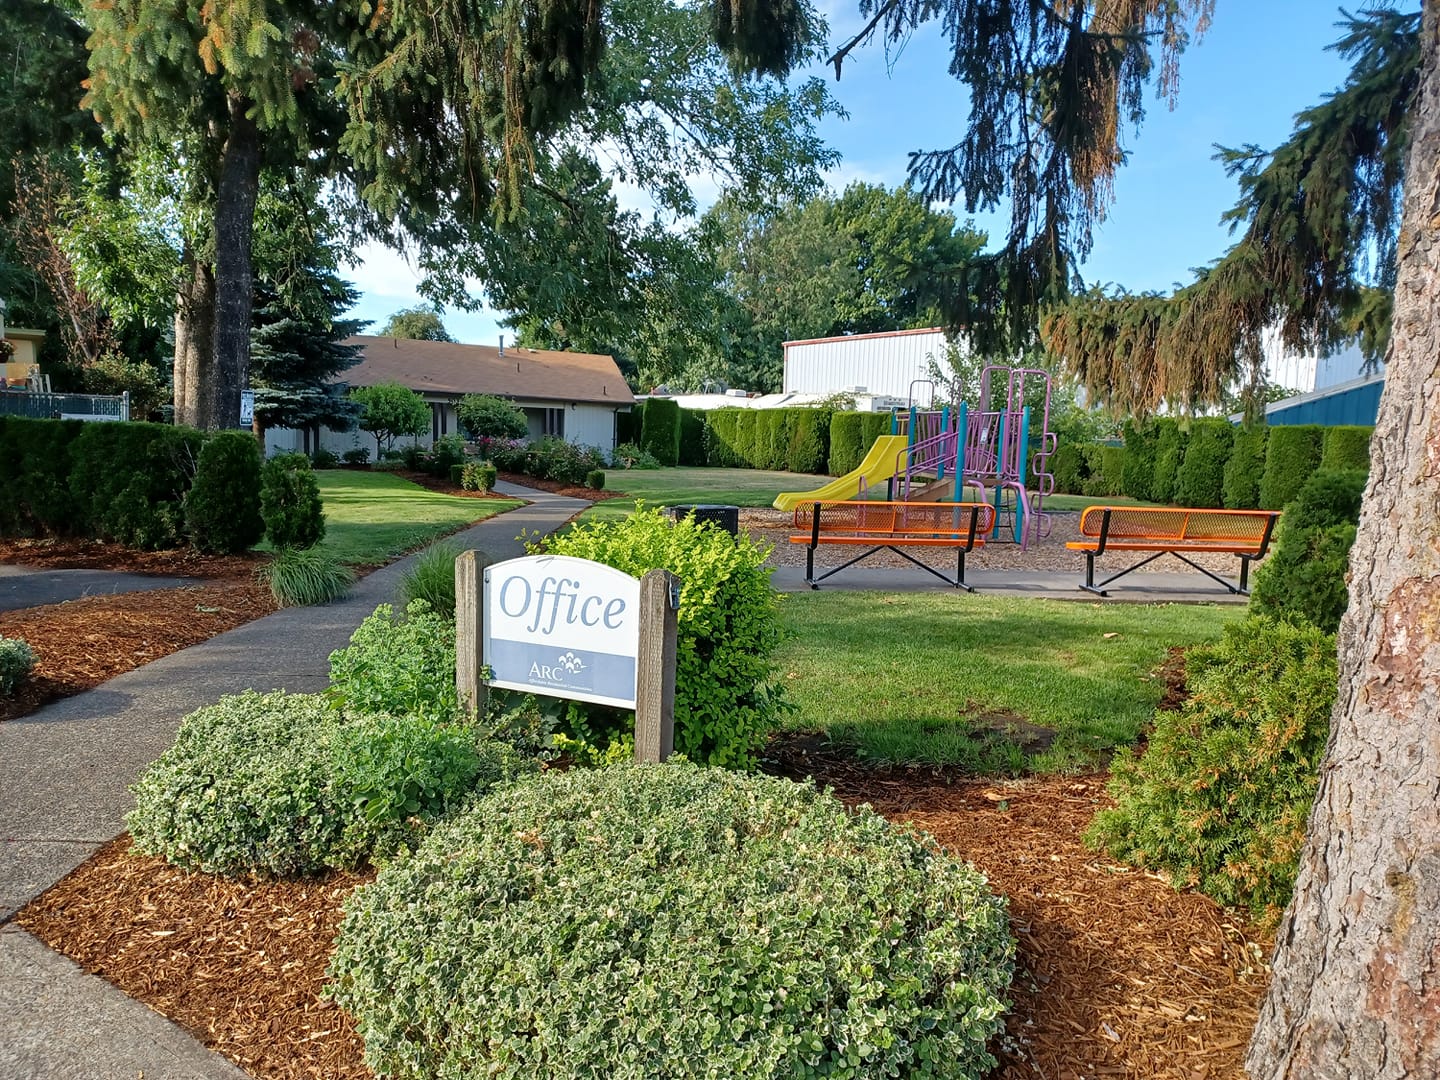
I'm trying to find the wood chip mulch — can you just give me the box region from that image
[19,748,1272,1080]
[0,536,268,577]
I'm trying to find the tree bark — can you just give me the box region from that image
[205,92,262,431]
[173,244,215,429]
[1247,5,1440,1076]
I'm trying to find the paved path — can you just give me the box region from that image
[0,564,201,613]
[769,565,1251,603]
[0,482,585,1080]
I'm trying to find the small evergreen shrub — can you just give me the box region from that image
[341,447,371,466]
[639,397,681,466]
[455,394,528,440]
[1320,425,1373,472]
[449,464,464,486]
[460,461,497,491]
[1049,442,1089,494]
[1222,425,1268,509]
[537,507,789,768]
[328,763,1014,1080]
[184,432,264,555]
[400,543,461,620]
[677,406,708,466]
[1258,424,1324,510]
[1283,469,1368,530]
[1087,618,1336,923]
[259,547,354,607]
[585,468,605,490]
[1249,469,1366,632]
[311,447,341,468]
[1174,419,1234,508]
[127,690,529,877]
[703,408,744,468]
[0,416,82,536]
[1151,418,1186,504]
[328,600,459,725]
[260,454,326,550]
[0,634,36,696]
[609,442,661,469]
[827,411,866,475]
[1121,419,1157,501]
[1081,445,1126,496]
[786,407,831,474]
[71,421,205,549]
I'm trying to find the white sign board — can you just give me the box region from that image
[239,390,255,426]
[482,555,640,709]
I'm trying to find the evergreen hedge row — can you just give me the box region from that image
[1320,425,1373,473]
[827,412,866,475]
[639,398,681,466]
[1121,419,1158,501]
[1151,418,1186,504]
[703,407,835,473]
[677,407,707,466]
[1258,425,1325,510]
[1223,425,1268,509]
[1174,419,1233,509]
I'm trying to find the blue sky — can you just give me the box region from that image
[344,2,1358,344]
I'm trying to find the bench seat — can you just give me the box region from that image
[789,500,995,589]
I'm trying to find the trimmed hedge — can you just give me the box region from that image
[1081,445,1126,496]
[639,398,681,466]
[186,432,264,554]
[703,408,743,468]
[261,453,326,550]
[1151,418,1185,504]
[1121,419,1157,501]
[1049,442,1088,495]
[787,408,830,474]
[1258,425,1325,510]
[1223,425,1268,510]
[1174,419,1234,508]
[71,421,207,549]
[827,411,866,475]
[0,416,83,535]
[328,763,1015,1080]
[1250,469,1367,632]
[1320,425,1373,472]
[677,407,708,466]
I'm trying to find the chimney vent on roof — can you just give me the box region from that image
[499,335,505,357]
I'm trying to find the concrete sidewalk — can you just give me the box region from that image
[0,564,201,613]
[0,482,586,1079]
[770,565,1252,603]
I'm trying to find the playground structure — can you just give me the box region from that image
[774,366,1058,549]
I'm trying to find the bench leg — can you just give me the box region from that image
[806,543,817,589]
[887,546,976,591]
[1080,552,1107,597]
[1082,550,1176,595]
[1239,555,1252,594]
[1170,552,1244,595]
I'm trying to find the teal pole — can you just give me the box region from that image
[1014,406,1032,543]
[954,402,968,502]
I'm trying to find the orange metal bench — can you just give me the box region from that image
[1065,506,1281,596]
[789,500,996,590]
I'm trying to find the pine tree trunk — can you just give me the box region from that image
[1247,6,1440,1076]
[173,245,215,429]
[205,93,261,431]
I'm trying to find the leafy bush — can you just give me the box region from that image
[455,394,527,440]
[677,406,708,466]
[1121,419,1157,501]
[1248,469,1365,632]
[127,690,529,876]
[1087,618,1336,923]
[342,447,371,466]
[610,442,661,469]
[352,382,429,458]
[639,397,681,466]
[1222,424,1268,509]
[328,600,459,725]
[400,543,461,619]
[827,411,866,475]
[460,461,497,491]
[0,416,82,536]
[184,432,265,554]
[537,507,789,768]
[585,468,605,490]
[1151,418,1185,504]
[0,634,36,696]
[71,421,205,549]
[311,447,341,468]
[259,546,354,607]
[786,407,831,473]
[1320,425,1373,472]
[421,433,467,478]
[1174,419,1234,508]
[328,763,1014,1080]
[1049,442,1089,494]
[261,453,326,549]
[1258,424,1324,510]
[1081,445,1126,496]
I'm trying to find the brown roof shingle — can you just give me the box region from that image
[341,336,634,406]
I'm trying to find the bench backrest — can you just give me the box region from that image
[794,500,996,537]
[1078,506,1279,547]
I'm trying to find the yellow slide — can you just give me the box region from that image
[773,435,910,511]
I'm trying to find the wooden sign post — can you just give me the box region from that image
[454,552,677,762]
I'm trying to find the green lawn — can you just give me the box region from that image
[774,591,1238,773]
[580,467,830,522]
[287,470,523,565]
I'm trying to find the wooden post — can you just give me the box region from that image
[455,549,491,719]
[634,568,679,763]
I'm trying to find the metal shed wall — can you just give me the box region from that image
[782,329,950,402]
[1266,378,1384,427]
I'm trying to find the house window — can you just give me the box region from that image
[541,407,565,438]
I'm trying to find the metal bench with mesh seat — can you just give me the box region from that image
[790,500,996,590]
[1065,506,1281,596]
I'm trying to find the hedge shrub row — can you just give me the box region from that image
[705,407,843,474]
[639,397,681,466]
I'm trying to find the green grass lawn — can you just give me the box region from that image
[774,591,1239,773]
[285,470,522,565]
[580,467,830,523]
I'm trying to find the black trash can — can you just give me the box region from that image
[668,504,740,537]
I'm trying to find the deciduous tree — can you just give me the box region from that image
[379,307,454,343]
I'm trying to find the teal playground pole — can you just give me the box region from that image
[937,405,951,480]
[953,402,968,502]
[1014,406,1032,543]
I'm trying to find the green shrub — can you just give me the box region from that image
[311,447,340,468]
[639,397,681,466]
[537,507,789,768]
[401,544,461,620]
[460,461,497,491]
[756,409,785,470]
[1081,445,1126,496]
[184,432,264,554]
[259,546,354,607]
[1120,419,1157,501]
[342,447,371,466]
[493,437,605,485]
[786,407,831,474]
[328,600,459,725]
[1151,418,1185,504]
[0,416,83,536]
[677,407,708,466]
[585,468,605,490]
[70,421,205,549]
[0,634,35,696]
[609,442,661,469]
[1258,424,1324,510]
[1049,442,1089,494]
[1320,425,1373,472]
[827,411,865,475]
[1283,469,1368,530]
[703,408,743,468]
[328,763,1014,1080]
[1174,419,1234,508]
[424,433,467,478]
[455,394,527,440]
[1222,425,1268,509]
[1087,618,1336,923]
[127,690,529,877]
[732,408,758,467]
[449,463,464,486]
[260,454,326,550]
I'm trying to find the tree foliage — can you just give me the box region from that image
[352,382,430,456]
[379,306,454,342]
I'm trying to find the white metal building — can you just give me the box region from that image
[1260,325,1373,394]
[782,328,951,405]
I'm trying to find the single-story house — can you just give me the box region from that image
[263,336,635,457]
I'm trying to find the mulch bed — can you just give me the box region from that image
[495,470,628,502]
[0,536,268,577]
[18,745,1272,1080]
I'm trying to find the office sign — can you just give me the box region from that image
[482,555,639,709]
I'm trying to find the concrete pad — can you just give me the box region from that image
[0,566,201,612]
[0,925,248,1079]
[769,565,1251,603]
